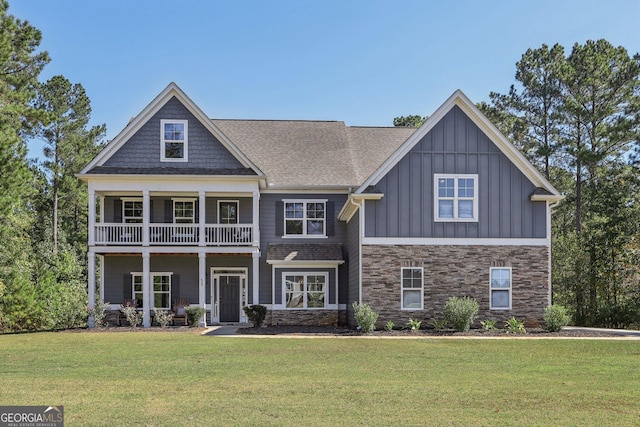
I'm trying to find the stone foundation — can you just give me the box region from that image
[360,244,550,328]
[267,309,340,326]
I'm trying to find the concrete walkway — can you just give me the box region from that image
[562,326,640,337]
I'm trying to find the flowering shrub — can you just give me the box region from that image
[120,304,142,328]
[89,300,110,327]
[543,304,571,332]
[352,302,378,333]
[153,308,173,328]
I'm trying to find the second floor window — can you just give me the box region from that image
[161,119,188,161]
[284,200,326,236]
[123,199,143,223]
[434,174,478,222]
[173,200,195,223]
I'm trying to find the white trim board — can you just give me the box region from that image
[362,237,550,246]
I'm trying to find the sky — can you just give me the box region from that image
[9,0,640,159]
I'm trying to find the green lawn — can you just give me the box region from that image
[0,332,638,426]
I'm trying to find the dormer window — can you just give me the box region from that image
[161,119,188,161]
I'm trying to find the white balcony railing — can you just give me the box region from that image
[150,224,199,245]
[95,223,143,245]
[94,223,254,246]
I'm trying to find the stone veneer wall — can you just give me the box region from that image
[267,309,340,326]
[361,245,550,328]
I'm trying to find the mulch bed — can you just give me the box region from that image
[237,325,628,337]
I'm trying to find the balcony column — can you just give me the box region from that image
[88,189,95,246]
[142,190,150,246]
[142,251,151,328]
[252,251,260,305]
[87,250,96,327]
[252,190,260,245]
[198,252,206,326]
[199,190,206,246]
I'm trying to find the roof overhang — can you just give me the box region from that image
[337,192,384,222]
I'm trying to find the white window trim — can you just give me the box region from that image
[218,200,239,224]
[433,174,478,222]
[121,197,143,223]
[489,267,512,310]
[401,267,424,310]
[282,272,329,310]
[160,119,188,162]
[172,198,196,224]
[282,199,327,238]
[131,272,173,309]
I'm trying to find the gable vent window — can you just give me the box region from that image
[161,119,188,161]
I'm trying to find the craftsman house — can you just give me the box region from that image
[79,83,562,328]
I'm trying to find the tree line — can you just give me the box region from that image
[0,1,105,331]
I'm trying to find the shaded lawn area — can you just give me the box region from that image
[0,332,639,426]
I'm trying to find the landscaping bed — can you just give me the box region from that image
[237,325,629,337]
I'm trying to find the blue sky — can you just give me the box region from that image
[9,0,640,158]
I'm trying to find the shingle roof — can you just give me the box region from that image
[266,243,344,262]
[213,119,415,188]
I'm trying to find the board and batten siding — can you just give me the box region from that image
[364,105,547,239]
[258,193,348,305]
[103,96,245,170]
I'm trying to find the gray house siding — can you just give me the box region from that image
[103,254,199,304]
[364,106,547,239]
[258,193,348,305]
[103,96,245,170]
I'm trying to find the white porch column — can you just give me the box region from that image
[198,252,206,326]
[199,190,206,247]
[87,250,96,328]
[142,190,150,246]
[252,251,260,305]
[88,189,95,246]
[142,251,151,327]
[252,190,260,246]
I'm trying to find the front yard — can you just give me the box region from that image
[0,331,638,426]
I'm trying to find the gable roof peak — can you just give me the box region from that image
[356,89,561,198]
[79,82,264,178]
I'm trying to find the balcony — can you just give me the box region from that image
[94,223,254,246]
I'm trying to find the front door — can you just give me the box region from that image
[219,275,240,322]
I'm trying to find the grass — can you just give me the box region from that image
[0,332,639,426]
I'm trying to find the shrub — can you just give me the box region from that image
[544,304,571,332]
[384,320,395,331]
[185,306,206,327]
[243,304,267,327]
[153,308,173,328]
[443,296,479,332]
[504,317,526,334]
[89,300,110,327]
[480,319,497,331]
[406,318,422,331]
[120,304,142,328]
[431,319,448,331]
[352,302,378,333]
